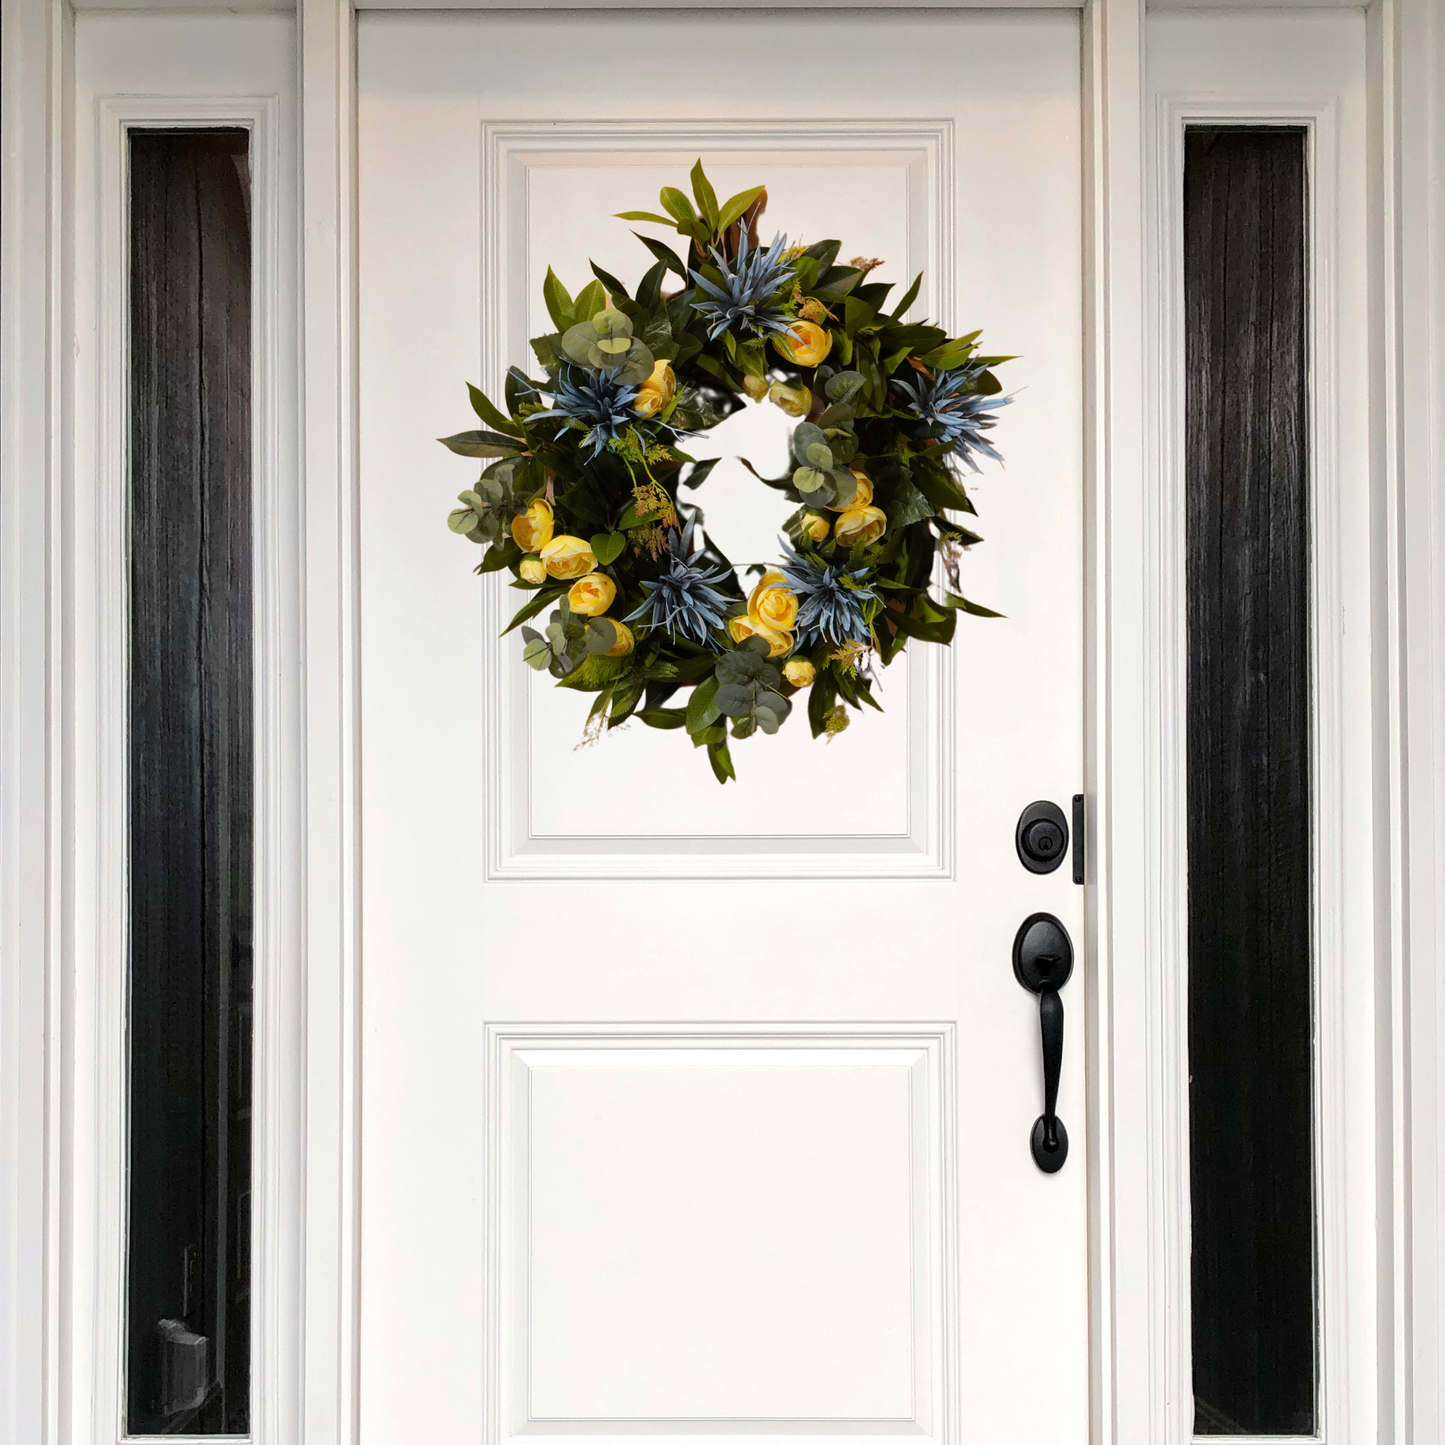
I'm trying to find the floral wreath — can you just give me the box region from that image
[442,163,1010,783]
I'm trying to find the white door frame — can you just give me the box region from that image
[2,1,1442,1442]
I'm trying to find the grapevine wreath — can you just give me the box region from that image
[442,163,1011,784]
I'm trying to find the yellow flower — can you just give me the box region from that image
[727,615,793,659]
[633,360,677,419]
[800,511,831,544]
[828,468,874,511]
[783,659,816,688]
[771,320,833,368]
[539,534,598,580]
[510,498,554,553]
[768,381,812,417]
[602,620,635,657]
[741,374,771,402]
[518,557,547,585]
[747,569,799,633]
[567,573,616,616]
[834,505,888,549]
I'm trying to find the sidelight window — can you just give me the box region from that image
[124,128,254,1437]
[1183,125,1317,1439]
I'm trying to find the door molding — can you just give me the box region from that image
[3,3,1443,1445]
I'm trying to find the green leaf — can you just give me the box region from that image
[521,637,551,670]
[572,279,606,323]
[808,674,838,738]
[637,707,688,730]
[682,457,721,490]
[715,682,755,718]
[891,272,923,320]
[885,476,935,530]
[636,261,669,310]
[686,675,721,733]
[689,159,720,231]
[940,592,1005,618]
[659,186,698,227]
[632,231,688,278]
[531,332,563,372]
[590,531,626,566]
[615,210,678,227]
[501,587,565,635]
[590,260,631,302]
[438,430,527,459]
[542,267,574,332]
[717,185,767,233]
[584,618,619,656]
[467,382,523,437]
[707,737,736,785]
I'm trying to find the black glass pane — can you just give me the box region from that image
[126,130,253,1436]
[1184,126,1317,1438]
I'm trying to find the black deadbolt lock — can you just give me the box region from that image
[1016,800,1069,874]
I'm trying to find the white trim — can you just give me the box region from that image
[1372,0,1445,1439]
[0,6,67,1445]
[297,3,363,1444]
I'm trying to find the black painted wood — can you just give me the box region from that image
[1184,128,1315,1437]
[126,131,252,1437]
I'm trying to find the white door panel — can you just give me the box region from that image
[358,12,1086,1444]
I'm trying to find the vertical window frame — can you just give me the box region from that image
[1151,90,1363,1445]
[88,92,294,1445]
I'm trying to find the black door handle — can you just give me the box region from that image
[1013,913,1074,1173]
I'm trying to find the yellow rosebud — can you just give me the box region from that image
[747,569,800,634]
[834,504,888,549]
[800,511,831,543]
[783,659,816,688]
[741,374,771,402]
[603,620,635,657]
[632,360,677,419]
[567,573,617,617]
[518,557,547,585]
[510,498,554,553]
[828,467,874,511]
[539,534,598,580]
[768,381,812,417]
[771,319,834,368]
[728,615,793,659]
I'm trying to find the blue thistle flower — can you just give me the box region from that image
[690,232,797,341]
[779,541,878,648]
[626,519,734,648]
[891,367,1010,472]
[539,366,640,458]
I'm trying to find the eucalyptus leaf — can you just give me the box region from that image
[584,618,619,656]
[521,638,551,670]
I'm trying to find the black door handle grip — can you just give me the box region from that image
[1013,914,1074,1173]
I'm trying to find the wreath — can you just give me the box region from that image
[442,162,1011,783]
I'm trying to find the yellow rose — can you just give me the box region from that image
[539,534,597,580]
[771,320,833,368]
[602,620,635,657]
[633,360,677,419]
[728,615,793,658]
[768,381,812,417]
[567,573,617,616]
[747,569,799,633]
[741,374,771,402]
[783,659,816,688]
[800,511,831,543]
[828,468,873,511]
[510,498,554,553]
[834,505,887,549]
[518,557,547,585]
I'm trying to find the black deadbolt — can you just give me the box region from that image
[1016,800,1069,874]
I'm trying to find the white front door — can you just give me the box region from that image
[356,11,1087,1442]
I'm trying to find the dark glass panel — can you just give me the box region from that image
[126,129,253,1437]
[1184,126,1317,1438]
